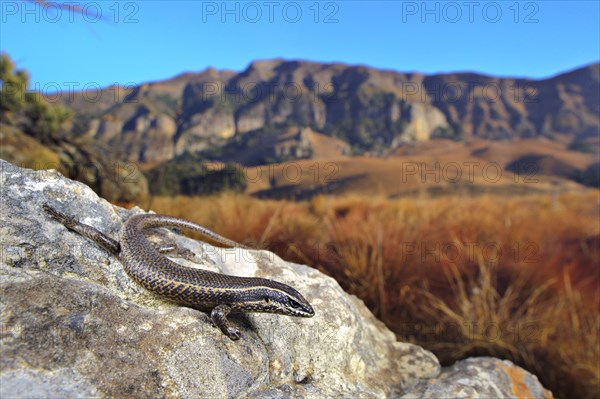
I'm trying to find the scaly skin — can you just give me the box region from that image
[43,204,315,340]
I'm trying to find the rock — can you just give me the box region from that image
[0,160,439,398]
[0,160,553,398]
[133,114,176,163]
[94,118,124,142]
[400,357,553,399]
[401,103,450,142]
[236,103,267,134]
[175,108,236,155]
[86,105,176,164]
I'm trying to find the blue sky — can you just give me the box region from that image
[1,0,599,89]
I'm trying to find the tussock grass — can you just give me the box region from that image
[148,191,599,399]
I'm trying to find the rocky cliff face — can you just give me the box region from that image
[58,60,599,165]
[0,159,554,398]
[423,63,600,141]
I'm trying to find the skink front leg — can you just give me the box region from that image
[211,304,241,340]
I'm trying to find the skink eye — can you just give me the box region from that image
[287,298,302,309]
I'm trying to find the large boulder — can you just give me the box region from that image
[400,357,553,399]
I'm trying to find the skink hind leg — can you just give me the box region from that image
[211,304,241,340]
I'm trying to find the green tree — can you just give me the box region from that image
[0,52,72,138]
[0,53,28,112]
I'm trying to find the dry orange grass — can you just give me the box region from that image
[148,191,599,399]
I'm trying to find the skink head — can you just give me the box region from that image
[271,286,315,317]
[245,281,315,317]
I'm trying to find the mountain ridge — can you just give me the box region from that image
[56,59,599,165]
[144,59,600,87]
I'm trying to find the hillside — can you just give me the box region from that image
[241,138,597,199]
[58,60,600,165]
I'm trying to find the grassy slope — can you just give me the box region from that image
[241,138,595,198]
